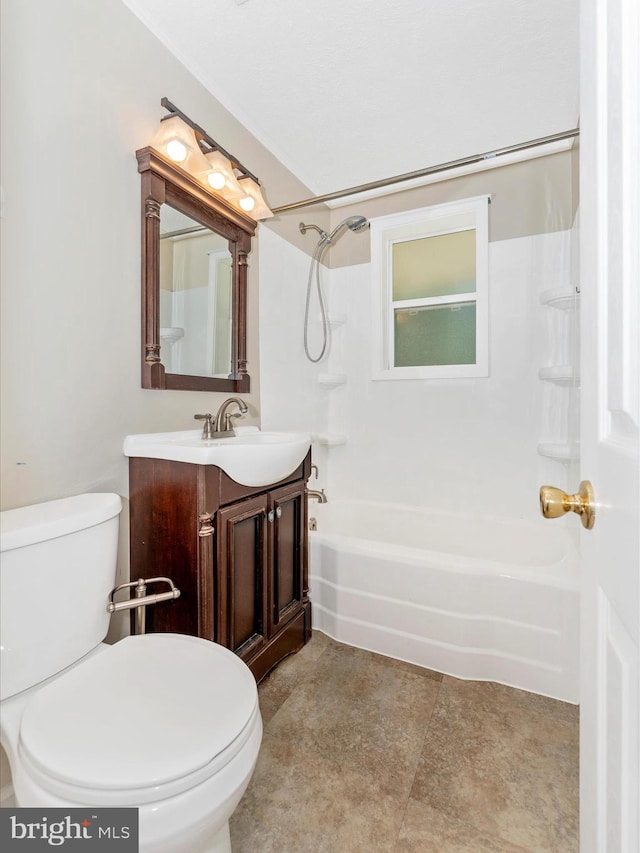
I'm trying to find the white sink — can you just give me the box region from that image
[123,426,311,487]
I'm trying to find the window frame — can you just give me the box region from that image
[371,196,490,380]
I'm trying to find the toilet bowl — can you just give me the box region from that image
[0,493,262,853]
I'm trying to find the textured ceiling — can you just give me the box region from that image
[122,0,579,196]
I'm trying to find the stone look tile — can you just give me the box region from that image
[440,676,579,725]
[257,631,335,724]
[230,734,404,853]
[410,678,579,852]
[337,643,444,683]
[265,642,441,799]
[396,799,532,852]
[231,639,579,852]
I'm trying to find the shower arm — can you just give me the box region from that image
[299,222,329,239]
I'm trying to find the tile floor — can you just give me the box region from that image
[230,631,579,853]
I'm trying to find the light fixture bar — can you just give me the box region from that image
[160,97,261,185]
[272,128,580,213]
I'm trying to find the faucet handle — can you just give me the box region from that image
[194,413,214,439]
[223,411,245,432]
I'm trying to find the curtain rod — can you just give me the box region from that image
[272,128,579,214]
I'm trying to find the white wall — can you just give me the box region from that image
[257,228,333,483]
[259,223,576,523]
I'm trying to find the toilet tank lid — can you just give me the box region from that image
[0,493,122,553]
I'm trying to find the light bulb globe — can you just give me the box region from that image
[239,195,256,212]
[166,139,188,162]
[207,172,226,190]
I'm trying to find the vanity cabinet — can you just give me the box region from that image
[128,452,312,681]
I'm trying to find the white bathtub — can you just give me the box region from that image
[309,500,579,703]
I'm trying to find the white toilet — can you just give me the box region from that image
[0,492,262,853]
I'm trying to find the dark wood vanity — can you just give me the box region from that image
[128,453,312,682]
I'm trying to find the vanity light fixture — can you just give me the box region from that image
[151,98,273,221]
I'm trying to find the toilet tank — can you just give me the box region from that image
[0,493,122,700]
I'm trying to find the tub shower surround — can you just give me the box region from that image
[258,222,579,702]
[309,500,579,703]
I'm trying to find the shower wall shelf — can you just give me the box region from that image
[538,365,580,385]
[327,313,347,329]
[540,287,579,310]
[314,434,347,447]
[160,327,185,345]
[538,275,580,469]
[537,442,580,462]
[318,373,347,389]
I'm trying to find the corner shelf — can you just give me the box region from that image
[327,313,347,329]
[538,365,580,386]
[160,327,184,345]
[314,434,347,447]
[540,287,579,310]
[537,442,580,462]
[538,285,580,465]
[318,373,347,389]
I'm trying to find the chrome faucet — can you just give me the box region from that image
[213,397,248,437]
[307,488,327,504]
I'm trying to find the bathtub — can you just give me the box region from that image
[309,500,579,703]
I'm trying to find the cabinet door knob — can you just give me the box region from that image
[276,506,282,519]
[267,510,275,523]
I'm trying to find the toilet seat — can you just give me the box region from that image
[17,633,259,806]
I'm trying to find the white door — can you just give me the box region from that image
[579,0,640,850]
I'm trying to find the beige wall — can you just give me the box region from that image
[0,0,317,515]
[325,150,575,268]
[268,147,577,268]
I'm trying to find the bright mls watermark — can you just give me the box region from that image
[0,809,138,850]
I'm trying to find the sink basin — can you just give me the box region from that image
[123,426,311,487]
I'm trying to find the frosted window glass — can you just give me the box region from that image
[392,230,476,301]
[394,302,476,367]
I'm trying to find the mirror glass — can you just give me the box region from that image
[159,205,232,379]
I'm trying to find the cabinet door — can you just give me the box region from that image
[216,494,269,661]
[269,482,305,633]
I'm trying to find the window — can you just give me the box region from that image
[371,196,489,379]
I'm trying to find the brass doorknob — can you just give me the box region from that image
[539,480,596,529]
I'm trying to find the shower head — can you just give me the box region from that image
[327,215,369,243]
[346,215,369,232]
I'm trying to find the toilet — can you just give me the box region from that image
[0,492,262,853]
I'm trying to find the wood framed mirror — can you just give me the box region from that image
[137,147,256,392]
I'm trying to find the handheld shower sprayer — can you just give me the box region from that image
[327,215,369,242]
[299,214,369,362]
